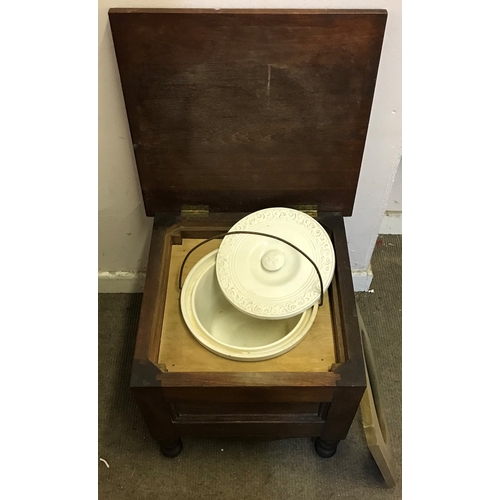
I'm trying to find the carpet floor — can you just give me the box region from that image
[98,234,402,499]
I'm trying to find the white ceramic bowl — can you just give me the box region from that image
[180,250,318,361]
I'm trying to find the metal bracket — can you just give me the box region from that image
[180,205,210,218]
[291,204,318,218]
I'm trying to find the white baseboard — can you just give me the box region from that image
[352,265,373,292]
[98,271,146,293]
[98,268,373,293]
[379,211,402,235]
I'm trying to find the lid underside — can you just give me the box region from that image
[109,9,387,216]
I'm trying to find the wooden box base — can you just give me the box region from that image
[131,213,365,458]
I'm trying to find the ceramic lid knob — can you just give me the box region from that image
[261,250,285,272]
[216,207,336,320]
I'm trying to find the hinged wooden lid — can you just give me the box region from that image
[109,9,387,216]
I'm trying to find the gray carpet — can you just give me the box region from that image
[98,234,401,499]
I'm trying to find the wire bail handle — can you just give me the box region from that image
[178,230,325,307]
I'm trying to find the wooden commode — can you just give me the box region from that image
[109,8,387,458]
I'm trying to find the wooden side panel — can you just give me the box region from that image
[172,401,323,416]
[132,387,180,442]
[320,213,365,385]
[109,10,387,215]
[170,401,328,424]
[158,372,338,403]
[132,221,174,361]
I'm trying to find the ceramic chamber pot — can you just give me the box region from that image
[180,250,318,361]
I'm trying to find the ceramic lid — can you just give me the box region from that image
[215,207,335,320]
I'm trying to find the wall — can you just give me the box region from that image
[98,0,402,292]
[386,158,402,211]
[379,157,402,234]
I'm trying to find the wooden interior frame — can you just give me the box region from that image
[132,212,364,383]
[130,212,366,443]
[158,236,337,373]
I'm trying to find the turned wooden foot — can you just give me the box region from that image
[160,439,183,458]
[314,437,340,458]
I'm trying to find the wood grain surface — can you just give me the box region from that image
[359,306,397,487]
[109,10,387,215]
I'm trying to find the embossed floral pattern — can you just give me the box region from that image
[216,208,335,319]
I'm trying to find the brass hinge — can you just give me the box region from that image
[292,204,318,218]
[180,205,210,218]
